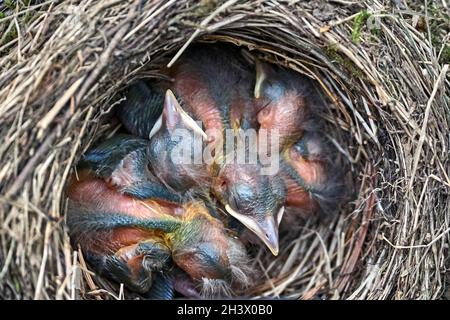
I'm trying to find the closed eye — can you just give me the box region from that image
[230,184,256,211]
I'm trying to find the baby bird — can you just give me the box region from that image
[280,131,345,221]
[66,166,177,295]
[78,134,180,203]
[67,136,251,298]
[169,44,259,139]
[115,45,286,256]
[168,201,252,298]
[211,162,286,256]
[67,180,251,297]
[116,80,165,139]
[254,60,314,150]
[169,45,287,256]
[147,89,211,194]
[253,60,346,220]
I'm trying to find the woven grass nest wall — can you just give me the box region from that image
[0,0,449,300]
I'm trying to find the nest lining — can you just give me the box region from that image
[0,0,449,300]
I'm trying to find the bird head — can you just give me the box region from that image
[281,132,347,216]
[283,132,328,190]
[80,134,149,180]
[148,89,210,192]
[78,134,180,203]
[212,163,286,256]
[170,202,237,283]
[254,60,311,148]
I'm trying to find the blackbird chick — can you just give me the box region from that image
[114,45,311,256]
[147,89,211,194]
[212,162,286,256]
[66,168,177,295]
[67,136,251,298]
[254,60,347,228]
[66,174,251,298]
[116,80,165,139]
[169,201,251,298]
[254,60,315,149]
[117,45,286,255]
[169,44,258,145]
[280,131,345,220]
[79,134,180,203]
[170,45,287,256]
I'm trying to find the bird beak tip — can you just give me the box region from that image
[224,205,280,256]
[269,245,279,256]
[265,232,279,256]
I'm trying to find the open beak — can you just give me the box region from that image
[225,204,281,256]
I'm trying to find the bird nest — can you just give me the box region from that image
[0,0,449,300]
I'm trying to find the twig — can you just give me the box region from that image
[5,130,57,198]
[408,64,449,191]
[167,0,239,68]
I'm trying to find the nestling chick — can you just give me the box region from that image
[66,167,178,295]
[280,131,345,220]
[169,44,257,144]
[67,137,251,297]
[116,80,165,139]
[79,134,180,203]
[253,60,347,232]
[171,45,287,256]
[115,45,286,256]
[254,60,314,149]
[212,162,286,256]
[169,201,252,298]
[66,176,251,297]
[147,89,211,194]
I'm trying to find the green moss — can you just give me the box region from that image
[352,10,371,44]
[23,11,34,23]
[0,1,40,55]
[427,3,440,16]
[427,7,450,63]
[325,44,365,79]
[5,0,16,10]
[4,0,34,12]
[194,0,219,17]
[370,25,381,37]
[440,45,450,64]
[1,26,17,45]
[14,276,21,293]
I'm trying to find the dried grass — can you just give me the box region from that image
[0,0,448,300]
